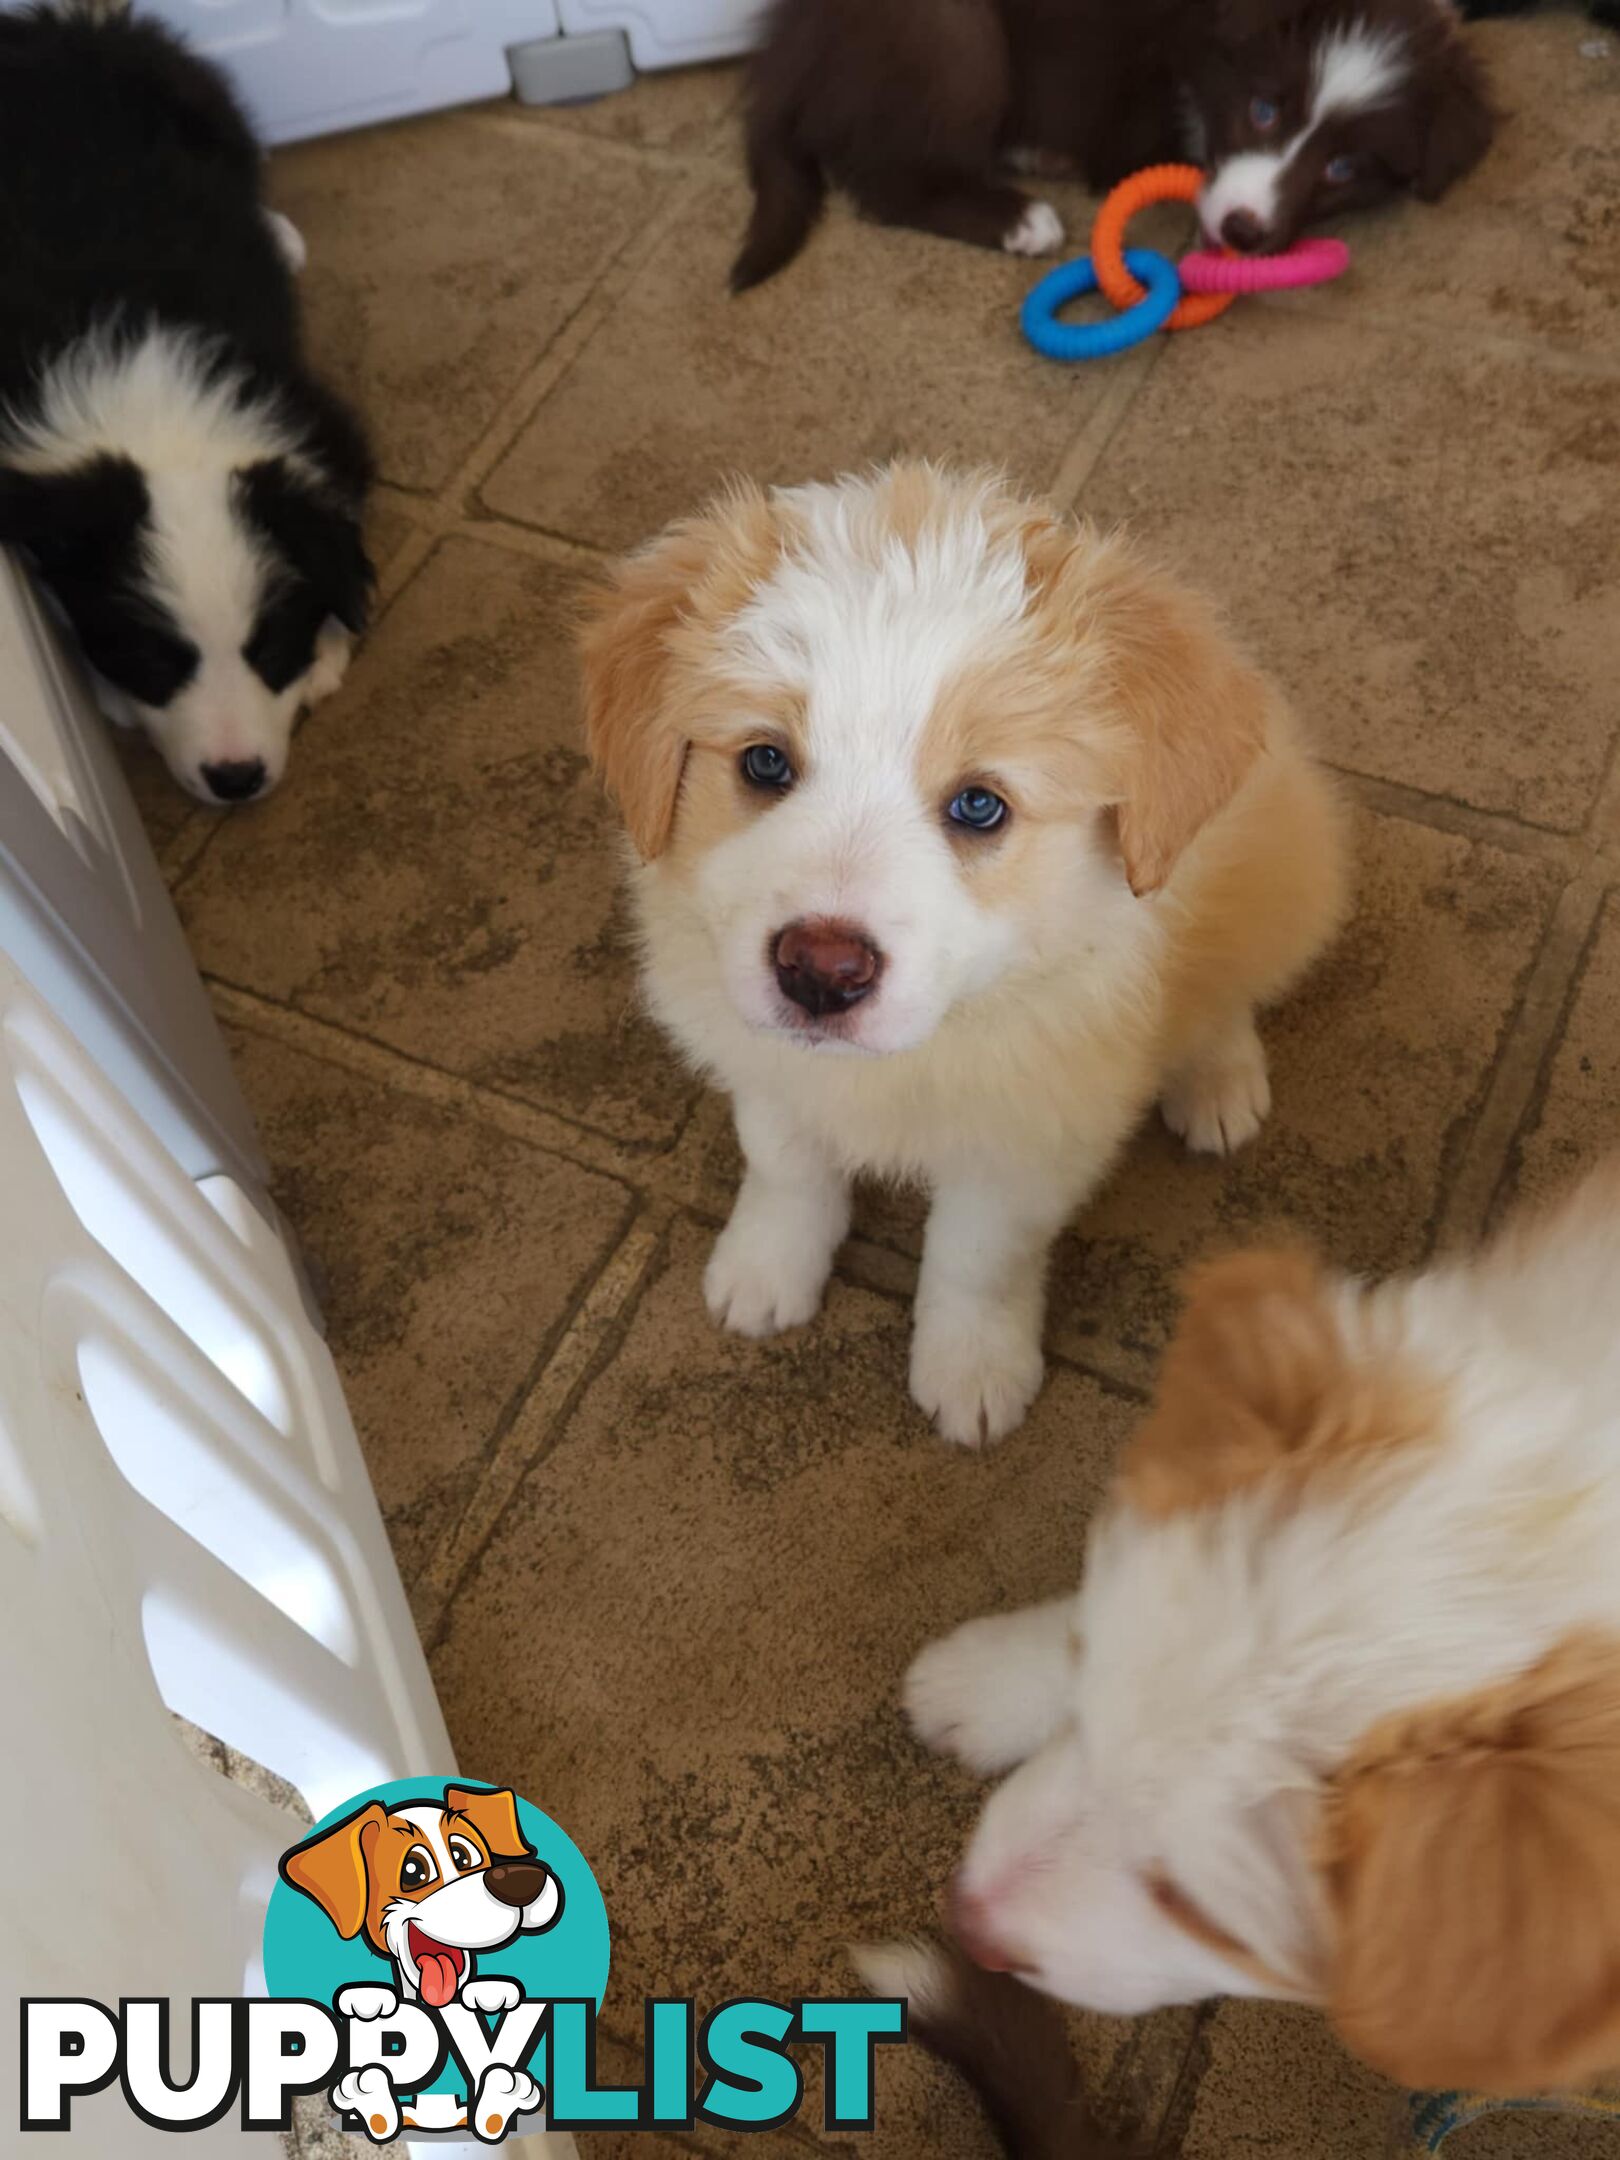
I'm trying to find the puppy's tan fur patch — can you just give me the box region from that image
[1323,1634,1620,2093]
[578,481,792,859]
[1119,1248,1442,1519]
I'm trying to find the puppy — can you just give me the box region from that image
[580,464,1346,1446]
[904,1155,1620,2091]
[733,0,1495,289]
[0,2,372,803]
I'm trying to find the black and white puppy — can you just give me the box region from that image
[0,2,372,803]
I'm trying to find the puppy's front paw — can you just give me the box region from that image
[903,1608,1071,1773]
[910,1303,1044,1447]
[1002,199,1064,256]
[304,622,355,705]
[704,1210,832,1338]
[1162,1022,1271,1157]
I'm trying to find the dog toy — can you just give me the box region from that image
[1020,247,1181,362]
[1021,161,1350,363]
[1402,2081,1620,2152]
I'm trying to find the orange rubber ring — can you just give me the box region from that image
[1092,164,1235,333]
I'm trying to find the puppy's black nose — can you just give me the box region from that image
[484,1861,549,1910]
[773,919,884,1017]
[200,757,266,802]
[1220,209,1267,254]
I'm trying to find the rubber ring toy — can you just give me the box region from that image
[1021,247,1181,362]
[1180,235,1351,293]
[1092,163,1235,331]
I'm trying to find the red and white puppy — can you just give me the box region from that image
[902,1159,1620,2093]
[581,464,1346,1447]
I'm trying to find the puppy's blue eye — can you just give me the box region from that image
[741,742,793,789]
[947,785,1009,834]
[1249,95,1280,132]
[1324,153,1357,185]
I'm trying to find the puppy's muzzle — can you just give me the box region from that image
[949,1873,1035,1979]
[772,918,884,1017]
[484,1861,552,1910]
[1219,209,1267,254]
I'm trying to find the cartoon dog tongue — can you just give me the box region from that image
[409,1927,462,2008]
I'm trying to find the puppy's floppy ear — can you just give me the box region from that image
[0,454,147,563]
[1100,557,1270,897]
[578,534,700,861]
[1120,1248,1343,1514]
[238,458,373,633]
[1120,1247,1437,1517]
[1413,32,1496,202]
[445,1784,533,1863]
[279,1801,389,1939]
[578,483,783,862]
[1324,1638,1620,2093]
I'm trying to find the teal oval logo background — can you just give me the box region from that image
[263,1778,610,2026]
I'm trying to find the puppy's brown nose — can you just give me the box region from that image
[773,918,883,1018]
[484,1861,550,1910]
[1220,208,1267,254]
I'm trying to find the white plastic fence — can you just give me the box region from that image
[132,0,762,143]
[0,945,458,2149]
[0,549,575,2153]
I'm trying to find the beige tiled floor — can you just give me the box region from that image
[134,16,1620,2156]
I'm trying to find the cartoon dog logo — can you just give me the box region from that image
[281,1785,564,2140]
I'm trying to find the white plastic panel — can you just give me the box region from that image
[136,0,562,143]
[0,956,455,2150]
[0,552,269,1191]
[557,0,762,68]
[0,564,96,853]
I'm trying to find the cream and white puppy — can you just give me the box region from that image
[581,464,1347,1445]
[902,1158,1620,2093]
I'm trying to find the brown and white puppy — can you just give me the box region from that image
[904,1158,1620,2092]
[733,0,1494,288]
[580,463,1346,1446]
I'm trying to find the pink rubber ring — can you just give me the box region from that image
[1179,237,1350,294]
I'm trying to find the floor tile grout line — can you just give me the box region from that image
[429,166,714,526]
[1476,879,1613,1238]
[1342,772,1588,864]
[1047,337,1165,511]
[1433,866,1605,1249]
[1146,2001,1222,2156]
[1248,283,1620,383]
[448,514,614,568]
[204,975,671,1189]
[471,99,742,182]
[421,1206,675,1647]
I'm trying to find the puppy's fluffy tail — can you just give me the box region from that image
[851,1939,1136,2160]
[730,122,825,292]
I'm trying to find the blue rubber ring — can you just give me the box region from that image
[1021,247,1181,362]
